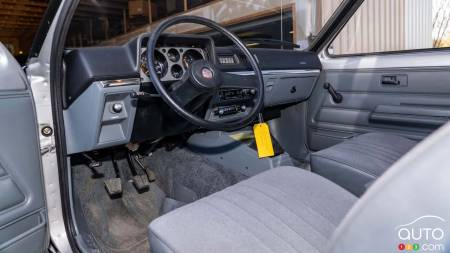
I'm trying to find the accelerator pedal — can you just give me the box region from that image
[132,175,150,192]
[144,168,156,182]
[131,153,156,183]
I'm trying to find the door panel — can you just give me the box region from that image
[307,67,450,151]
[0,44,48,252]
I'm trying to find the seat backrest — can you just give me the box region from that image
[329,121,450,253]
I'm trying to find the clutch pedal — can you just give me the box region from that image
[83,153,103,178]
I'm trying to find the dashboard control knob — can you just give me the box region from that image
[218,108,225,116]
[112,103,123,113]
[240,105,246,111]
[250,89,256,95]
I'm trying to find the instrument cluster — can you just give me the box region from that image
[140,47,206,82]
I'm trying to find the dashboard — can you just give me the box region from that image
[63,33,322,154]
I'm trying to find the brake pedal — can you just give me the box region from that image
[104,153,123,198]
[104,178,122,197]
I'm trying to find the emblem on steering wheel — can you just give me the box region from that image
[201,67,214,79]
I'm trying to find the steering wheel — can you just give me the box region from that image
[147,16,265,131]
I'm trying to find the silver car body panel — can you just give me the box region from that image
[26,1,73,252]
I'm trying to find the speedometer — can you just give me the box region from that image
[140,50,168,78]
[182,49,204,69]
[167,48,180,62]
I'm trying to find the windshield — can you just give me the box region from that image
[66,0,343,50]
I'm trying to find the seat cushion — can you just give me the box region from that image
[149,166,357,253]
[310,132,417,196]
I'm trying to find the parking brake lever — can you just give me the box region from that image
[323,83,343,104]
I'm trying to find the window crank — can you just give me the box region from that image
[323,82,343,104]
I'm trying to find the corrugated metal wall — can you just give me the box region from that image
[322,0,433,55]
[405,0,433,49]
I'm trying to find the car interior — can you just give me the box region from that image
[52,11,450,252]
[0,0,443,251]
[0,0,449,252]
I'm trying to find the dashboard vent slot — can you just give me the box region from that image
[218,54,237,65]
[238,54,248,65]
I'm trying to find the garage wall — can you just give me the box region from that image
[321,0,433,55]
[405,0,433,49]
[100,0,296,45]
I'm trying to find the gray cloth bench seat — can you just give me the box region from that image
[149,166,357,253]
[310,132,417,196]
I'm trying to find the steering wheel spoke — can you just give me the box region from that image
[169,77,212,108]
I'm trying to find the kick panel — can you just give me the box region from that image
[64,80,140,154]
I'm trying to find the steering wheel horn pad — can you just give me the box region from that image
[189,60,221,90]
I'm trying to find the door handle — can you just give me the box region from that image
[381,75,401,85]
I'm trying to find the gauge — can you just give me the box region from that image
[167,48,180,62]
[182,49,204,69]
[154,51,168,78]
[140,51,149,75]
[140,50,168,78]
[171,64,184,79]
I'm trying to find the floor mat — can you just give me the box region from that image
[72,159,165,253]
[72,148,247,252]
[143,147,248,200]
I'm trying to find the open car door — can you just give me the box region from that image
[0,44,49,252]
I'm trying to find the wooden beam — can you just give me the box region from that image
[0,1,47,8]
[0,19,39,25]
[148,0,152,24]
[0,14,44,20]
[122,9,127,33]
[76,5,123,15]
[0,10,45,18]
[89,19,93,44]
[0,4,47,12]
[79,0,127,10]
[0,30,32,37]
